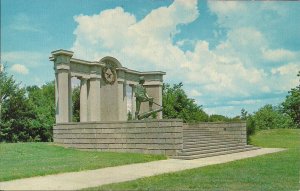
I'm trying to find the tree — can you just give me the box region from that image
[72,86,80,122]
[282,71,300,127]
[239,109,256,142]
[252,104,295,130]
[209,114,230,122]
[240,108,248,120]
[26,82,56,141]
[0,71,37,142]
[162,83,209,122]
[0,66,19,121]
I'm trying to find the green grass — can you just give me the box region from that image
[0,142,166,181]
[250,128,300,148]
[88,129,300,191]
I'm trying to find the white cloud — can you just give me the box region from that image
[10,64,29,75]
[70,0,299,116]
[263,49,298,62]
[270,63,300,91]
[189,89,202,97]
[71,0,198,75]
[208,1,245,15]
[2,51,45,68]
[176,39,196,47]
[228,99,261,105]
[10,13,42,32]
[271,63,300,75]
[204,106,237,117]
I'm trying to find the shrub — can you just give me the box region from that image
[252,104,296,130]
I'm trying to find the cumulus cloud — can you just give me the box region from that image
[2,51,45,68]
[189,89,202,97]
[70,0,299,116]
[10,64,29,74]
[72,0,198,74]
[263,49,298,62]
[10,13,42,32]
[271,63,300,75]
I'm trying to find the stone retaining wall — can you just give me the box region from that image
[53,119,183,156]
[184,122,247,144]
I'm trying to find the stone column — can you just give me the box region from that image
[55,71,59,122]
[80,78,88,122]
[57,69,72,123]
[131,84,136,118]
[88,77,101,121]
[117,80,127,121]
[51,49,73,123]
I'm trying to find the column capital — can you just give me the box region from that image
[51,50,73,71]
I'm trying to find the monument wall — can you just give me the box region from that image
[53,119,183,156]
[184,122,247,144]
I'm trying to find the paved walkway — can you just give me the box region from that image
[0,148,284,190]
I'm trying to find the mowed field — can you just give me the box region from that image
[86,129,300,191]
[0,142,166,181]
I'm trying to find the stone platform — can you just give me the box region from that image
[54,119,183,156]
[54,120,256,158]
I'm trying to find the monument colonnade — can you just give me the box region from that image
[50,49,165,123]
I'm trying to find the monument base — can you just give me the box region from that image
[53,119,183,156]
[53,120,247,157]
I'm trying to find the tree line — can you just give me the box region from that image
[0,69,299,142]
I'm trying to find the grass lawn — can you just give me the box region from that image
[88,129,300,191]
[0,142,166,181]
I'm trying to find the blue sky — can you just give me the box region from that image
[1,0,300,117]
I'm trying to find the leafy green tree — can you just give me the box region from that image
[72,86,80,122]
[26,82,56,141]
[0,70,37,142]
[252,104,295,130]
[162,83,209,122]
[0,66,18,121]
[240,109,256,142]
[282,71,300,127]
[240,108,248,120]
[209,114,229,122]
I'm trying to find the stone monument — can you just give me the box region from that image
[50,49,165,123]
[51,49,250,158]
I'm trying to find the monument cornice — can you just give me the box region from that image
[50,50,166,77]
[51,49,74,57]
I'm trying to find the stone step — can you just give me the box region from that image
[183,127,212,130]
[183,130,215,134]
[182,142,246,152]
[183,137,235,142]
[183,129,213,133]
[183,134,218,138]
[179,145,253,156]
[183,133,222,137]
[183,141,243,149]
[183,133,215,136]
[172,146,260,160]
[183,139,239,147]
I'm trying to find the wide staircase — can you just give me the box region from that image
[173,127,260,160]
